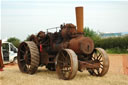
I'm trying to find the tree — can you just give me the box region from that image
[7,37,21,48]
[83,27,101,43]
[24,35,29,41]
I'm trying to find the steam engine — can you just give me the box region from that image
[17,7,109,80]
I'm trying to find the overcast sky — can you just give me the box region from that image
[1,0,128,41]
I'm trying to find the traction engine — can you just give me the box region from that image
[17,7,109,80]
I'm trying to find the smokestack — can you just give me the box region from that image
[75,6,84,33]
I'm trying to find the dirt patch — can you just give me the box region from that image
[3,63,17,68]
[123,55,128,75]
[108,54,128,75]
[108,54,124,74]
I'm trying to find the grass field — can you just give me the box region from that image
[0,54,128,85]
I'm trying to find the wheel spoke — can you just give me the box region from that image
[60,52,67,61]
[20,49,25,54]
[100,63,103,66]
[26,64,30,69]
[61,52,65,57]
[99,60,103,62]
[92,57,95,60]
[23,64,26,70]
[20,59,25,62]
[98,54,102,60]
[23,44,28,50]
[57,60,64,63]
[97,53,101,59]
[65,54,68,62]
[97,68,100,74]
[100,66,103,69]
[93,53,96,59]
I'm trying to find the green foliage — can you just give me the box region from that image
[24,35,30,41]
[83,27,128,53]
[95,35,128,49]
[95,35,128,54]
[106,48,128,54]
[7,37,21,48]
[83,27,101,45]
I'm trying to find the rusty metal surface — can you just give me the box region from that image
[76,7,83,33]
[56,49,78,80]
[61,24,77,39]
[29,34,39,45]
[87,48,109,76]
[69,36,94,54]
[37,31,46,43]
[40,49,49,65]
[78,60,100,72]
[80,37,94,54]
[17,6,109,80]
[17,41,40,74]
[0,40,4,69]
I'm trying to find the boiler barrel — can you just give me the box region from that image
[69,36,94,54]
[75,7,84,33]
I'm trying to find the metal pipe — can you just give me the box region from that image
[75,6,84,33]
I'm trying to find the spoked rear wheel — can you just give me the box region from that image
[88,48,109,76]
[56,49,78,80]
[17,41,40,74]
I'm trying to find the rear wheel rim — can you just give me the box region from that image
[17,41,39,74]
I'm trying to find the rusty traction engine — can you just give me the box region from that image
[17,7,109,80]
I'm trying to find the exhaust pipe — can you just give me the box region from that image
[75,6,84,33]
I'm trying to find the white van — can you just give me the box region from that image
[1,42,18,64]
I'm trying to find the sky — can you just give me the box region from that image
[1,0,128,41]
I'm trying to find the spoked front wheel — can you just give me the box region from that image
[88,48,109,76]
[56,49,78,80]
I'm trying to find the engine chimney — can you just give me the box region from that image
[75,6,84,33]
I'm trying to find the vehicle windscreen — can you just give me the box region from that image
[2,43,9,51]
[2,43,9,61]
